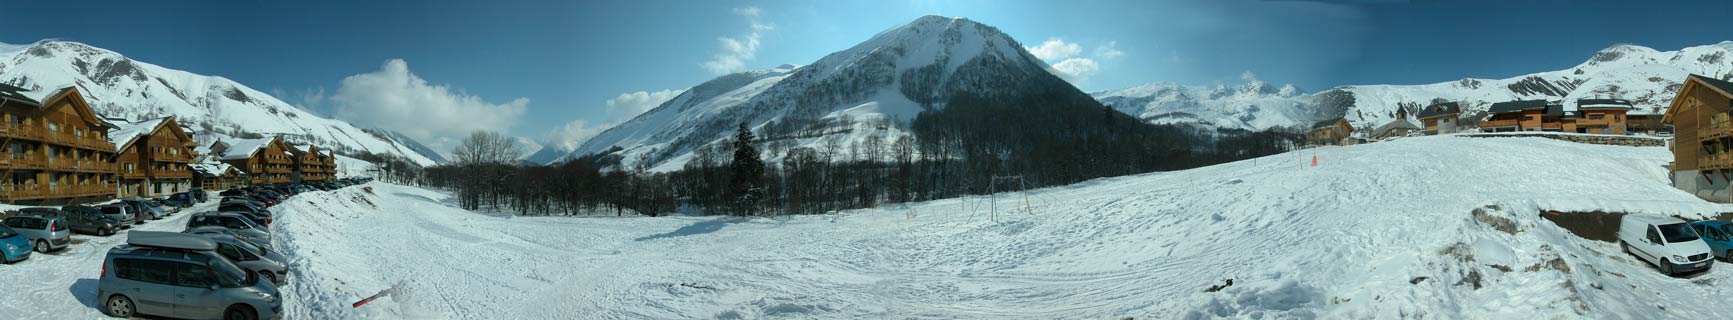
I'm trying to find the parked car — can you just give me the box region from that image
[184,227,273,251]
[219,188,246,197]
[2,215,71,253]
[97,204,137,227]
[164,192,194,207]
[185,213,270,244]
[0,224,31,263]
[1689,220,1733,263]
[98,231,282,319]
[18,207,60,218]
[145,199,178,215]
[1621,214,1715,275]
[189,188,209,202]
[121,197,162,221]
[199,234,288,285]
[61,205,125,236]
[223,210,272,227]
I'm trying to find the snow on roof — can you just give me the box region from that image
[127,231,217,251]
[1623,213,1686,226]
[0,84,70,107]
[190,162,234,177]
[217,137,275,161]
[106,118,167,149]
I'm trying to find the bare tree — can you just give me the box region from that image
[452,130,523,165]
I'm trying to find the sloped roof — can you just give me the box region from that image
[190,161,237,177]
[107,117,168,150]
[216,137,275,161]
[1487,100,1550,113]
[1375,119,1420,133]
[0,84,73,108]
[1416,102,1461,119]
[1311,118,1347,129]
[1690,74,1733,96]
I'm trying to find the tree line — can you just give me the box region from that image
[400,93,1303,217]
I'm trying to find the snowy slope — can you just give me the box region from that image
[571,15,1061,169]
[0,40,441,166]
[1096,41,1733,132]
[521,144,573,165]
[262,136,1733,318]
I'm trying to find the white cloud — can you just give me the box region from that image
[330,59,529,155]
[703,7,773,75]
[1025,38,1083,61]
[541,88,687,150]
[1050,58,1100,82]
[606,89,685,119]
[1240,70,1259,82]
[1095,41,1125,59]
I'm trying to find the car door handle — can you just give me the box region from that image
[177,294,186,298]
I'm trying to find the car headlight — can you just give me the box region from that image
[1673,255,1686,262]
[258,292,277,303]
[3,244,14,251]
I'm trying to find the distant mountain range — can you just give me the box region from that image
[0,40,444,166]
[1093,41,1733,133]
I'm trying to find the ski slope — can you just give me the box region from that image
[259,135,1733,319]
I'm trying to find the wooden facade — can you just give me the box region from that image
[0,85,119,204]
[192,162,245,191]
[1662,74,1733,202]
[1306,118,1355,146]
[1416,102,1462,135]
[212,137,297,185]
[113,117,198,198]
[1481,99,1633,134]
[289,144,337,182]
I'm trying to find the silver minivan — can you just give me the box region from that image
[1,215,71,253]
[98,231,282,320]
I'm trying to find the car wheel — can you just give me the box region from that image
[105,295,136,317]
[101,227,113,236]
[1661,259,1674,275]
[34,240,48,253]
[1726,250,1733,264]
[1620,241,1630,254]
[224,305,257,320]
[259,271,277,284]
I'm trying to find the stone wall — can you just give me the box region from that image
[1463,132,1667,147]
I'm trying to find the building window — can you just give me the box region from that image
[1589,114,1605,120]
[1524,116,1535,121]
[46,122,57,133]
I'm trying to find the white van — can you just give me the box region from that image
[1620,214,1714,275]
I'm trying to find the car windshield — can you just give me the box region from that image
[1722,225,1733,240]
[232,237,266,255]
[1659,223,1701,243]
[207,253,250,286]
[0,225,15,238]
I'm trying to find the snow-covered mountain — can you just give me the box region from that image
[0,40,443,166]
[1091,80,1318,132]
[570,15,1064,170]
[1096,41,1733,132]
[522,144,573,165]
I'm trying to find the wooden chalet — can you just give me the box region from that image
[209,136,296,185]
[1574,99,1633,134]
[191,161,245,190]
[288,144,336,182]
[111,116,198,197]
[1662,74,1733,202]
[1416,102,1463,135]
[0,84,119,204]
[1306,118,1355,146]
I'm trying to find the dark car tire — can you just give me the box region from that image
[1726,250,1733,264]
[34,240,48,253]
[1620,241,1629,254]
[225,305,257,320]
[260,271,278,284]
[100,227,113,236]
[1661,259,1674,275]
[106,295,136,317]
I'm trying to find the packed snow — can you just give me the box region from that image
[233,135,1733,318]
[0,198,224,318]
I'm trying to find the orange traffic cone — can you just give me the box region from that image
[1311,155,1318,167]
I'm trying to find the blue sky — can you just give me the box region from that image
[1,0,1730,152]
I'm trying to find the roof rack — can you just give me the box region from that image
[127,231,217,251]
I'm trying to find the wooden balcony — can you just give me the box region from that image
[152,151,195,163]
[1480,119,1519,129]
[1702,153,1733,170]
[1702,121,1733,140]
[0,184,115,201]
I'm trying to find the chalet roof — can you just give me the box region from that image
[0,84,74,107]
[1576,98,1634,109]
[216,137,275,161]
[1545,105,1565,117]
[1416,102,1461,119]
[107,117,168,150]
[1375,119,1420,132]
[1690,74,1733,96]
[190,162,237,177]
[1487,100,1550,113]
[1311,118,1347,130]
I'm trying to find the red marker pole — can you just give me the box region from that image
[352,288,395,308]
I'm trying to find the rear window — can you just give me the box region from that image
[101,207,121,215]
[189,217,214,227]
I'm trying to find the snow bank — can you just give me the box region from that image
[270,135,1733,319]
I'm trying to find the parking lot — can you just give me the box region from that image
[0,197,219,318]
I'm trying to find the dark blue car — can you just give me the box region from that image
[1689,220,1733,263]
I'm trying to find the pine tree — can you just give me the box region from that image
[729,122,764,216]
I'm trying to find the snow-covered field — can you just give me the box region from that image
[6,135,1733,319]
[252,135,1733,319]
[0,198,223,318]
